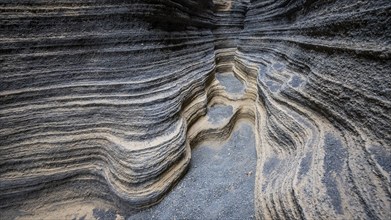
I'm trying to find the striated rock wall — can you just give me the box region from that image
[0,0,216,216]
[237,1,391,219]
[1,0,390,219]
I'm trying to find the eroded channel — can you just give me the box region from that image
[129,121,257,219]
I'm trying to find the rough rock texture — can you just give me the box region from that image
[1,1,216,217]
[239,1,391,219]
[1,0,390,219]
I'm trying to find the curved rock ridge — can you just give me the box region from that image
[1,0,390,219]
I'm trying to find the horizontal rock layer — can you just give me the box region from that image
[0,0,390,219]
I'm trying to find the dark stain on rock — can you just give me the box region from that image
[266,80,281,92]
[322,133,347,215]
[298,152,312,179]
[92,208,116,220]
[263,156,281,175]
[259,65,268,80]
[368,145,391,175]
[289,75,304,88]
[273,63,285,71]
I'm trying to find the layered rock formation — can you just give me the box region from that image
[1,0,390,219]
[239,1,391,219]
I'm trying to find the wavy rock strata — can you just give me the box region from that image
[1,0,390,219]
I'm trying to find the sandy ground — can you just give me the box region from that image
[128,122,257,220]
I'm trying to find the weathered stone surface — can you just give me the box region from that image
[238,1,390,219]
[0,0,390,219]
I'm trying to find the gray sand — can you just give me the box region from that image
[215,73,245,95]
[207,104,233,124]
[129,122,257,220]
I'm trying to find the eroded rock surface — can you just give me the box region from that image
[0,0,390,219]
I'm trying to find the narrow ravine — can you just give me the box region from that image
[1,1,389,219]
[129,60,257,219]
